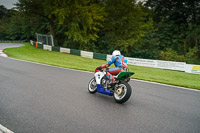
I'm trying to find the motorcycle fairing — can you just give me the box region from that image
[116,72,135,80]
[95,72,113,96]
[96,84,113,96]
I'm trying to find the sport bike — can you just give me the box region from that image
[88,67,134,104]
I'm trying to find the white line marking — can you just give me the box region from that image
[0,49,8,57]
[131,79,200,92]
[5,57,200,92]
[0,124,14,133]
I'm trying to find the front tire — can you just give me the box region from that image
[113,83,132,104]
[88,78,97,94]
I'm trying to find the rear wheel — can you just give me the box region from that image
[88,78,97,94]
[113,83,132,103]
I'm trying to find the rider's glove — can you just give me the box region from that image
[101,63,109,68]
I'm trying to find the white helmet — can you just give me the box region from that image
[112,50,121,56]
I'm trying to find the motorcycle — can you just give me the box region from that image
[88,67,134,104]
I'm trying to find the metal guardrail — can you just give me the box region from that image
[30,40,200,75]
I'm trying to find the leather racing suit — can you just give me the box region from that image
[100,55,128,84]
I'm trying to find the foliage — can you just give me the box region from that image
[145,0,200,24]
[0,8,49,40]
[52,0,105,47]
[159,48,185,62]
[16,0,57,42]
[103,0,153,56]
[132,29,160,59]
[185,24,200,57]
[186,46,200,64]
[0,5,7,19]
[143,0,200,63]
[0,0,200,64]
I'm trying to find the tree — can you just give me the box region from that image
[102,0,153,56]
[145,0,200,24]
[0,5,7,19]
[0,6,19,40]
[144,0,200,63]
[16,0,57,44]
[51,0,105,50]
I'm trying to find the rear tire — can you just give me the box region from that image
[88,78,97,94]
[113,83,132,104]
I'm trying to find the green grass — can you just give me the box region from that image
[4,42,200,90]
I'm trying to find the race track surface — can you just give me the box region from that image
[0,44,200,133]
[0,43,24,49]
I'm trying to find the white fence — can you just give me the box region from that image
[43,45,52,51]
[30,40,200,75]
[127,58,186,71]
[60,47,70,54]
[81,51,93,59]
[127,57,157,68]
[126,58,199,74]
[185,64,200,74]
[107,54,198,74]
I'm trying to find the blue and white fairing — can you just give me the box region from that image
[94,72,113,96]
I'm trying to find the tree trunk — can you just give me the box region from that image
[49,18,56,46]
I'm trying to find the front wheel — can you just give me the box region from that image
[113,83,132,104]
[88,78,97,94]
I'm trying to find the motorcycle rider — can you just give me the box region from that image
[98,50,128,85]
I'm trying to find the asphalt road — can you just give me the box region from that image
[0,43,24,49]
[0,44,200,133]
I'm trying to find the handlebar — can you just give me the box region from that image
[96,67,109,72]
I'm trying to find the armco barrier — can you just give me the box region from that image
[81,51,93,59]
[93,53,107,60]
[30,41,200,74]
[106,54,112,61]
[70,49,80,56]
[185,64,200,74]
[156,60,185,71]
[30,40,34,45]
[60,47,70,54]
[127,57,157,68]
[126,57,186,71]
[38,43,43,49]
[43,45,52,51]
[52,46,60,52]
[33,42,36,47]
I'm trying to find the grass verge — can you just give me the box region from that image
[3,42,200,90]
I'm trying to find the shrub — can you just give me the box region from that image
[186,46,200,64]
[159,48,185,62]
